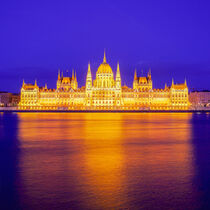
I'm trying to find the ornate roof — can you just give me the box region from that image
[173,83,187,89]
[22,80,38,90]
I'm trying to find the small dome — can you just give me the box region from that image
[139,77,148,84]
[62,77,71,84]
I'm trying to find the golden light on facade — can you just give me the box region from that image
[18,52,190,110]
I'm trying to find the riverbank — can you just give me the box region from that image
[0,107,209,113]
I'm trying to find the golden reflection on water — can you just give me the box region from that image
[17,113,193,209]
[82,114,126,208]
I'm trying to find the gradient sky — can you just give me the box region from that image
[0,0,210,93]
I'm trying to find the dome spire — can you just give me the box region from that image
[103,50,106,63]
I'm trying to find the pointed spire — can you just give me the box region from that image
[165,83,167,89]
[117,62,120,73]
[35,79,37,87]
[171,78,174,87]
[184,78,187,86]
[103,50,106,63]
[116,62,121,88]
[86,62,92,89]
[116,62,121,79]
[148,68,151,76]
[61,71,63,78]
[58,69,60,80]
[148,68,152,80]
[72,69,74,80]
[134,69,137,80]
[22,79,25,86]
[45,83,47,89]
[75,70,77,82]
[87,63,92,78]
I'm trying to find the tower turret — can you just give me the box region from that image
[74,70,78,89]
[75,71,77,83]
[58,69,61,80]
[57,71,62,89]
[171,78,174,88]
[72,69,74,80]
[148,68,151,80]
[147,69,153,90]
[133,69,138,89]
[184,78,187,87]
[134,69,137,81]
[116,62,121,89]
[86,63,92,90]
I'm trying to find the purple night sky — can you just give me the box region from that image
[0,0,210,93]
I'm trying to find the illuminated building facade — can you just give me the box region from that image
[189,91,210,108]
[19,52,190,110]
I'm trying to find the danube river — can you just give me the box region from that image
[0,112,210,209]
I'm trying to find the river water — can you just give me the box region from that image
[0,112,210,210]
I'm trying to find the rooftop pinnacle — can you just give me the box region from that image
[103,50,106,63]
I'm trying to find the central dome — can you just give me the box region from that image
[97,63,113,74]
[96,51,113,74]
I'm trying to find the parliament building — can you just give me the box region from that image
[19,52,190,110]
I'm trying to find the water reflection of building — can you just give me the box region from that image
[17,113,89,209]
[15,112,197,209]
[17,113,127,209]
[120,113,195,209]
[82,113,128,209]
[19,52,190,110]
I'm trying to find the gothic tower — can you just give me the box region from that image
[86,63,92,90]
[116,62,121,89]
[133,69,138,89]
